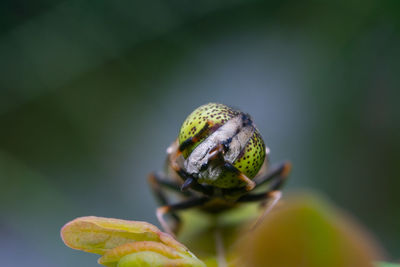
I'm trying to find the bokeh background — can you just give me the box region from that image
[0,0,399,266]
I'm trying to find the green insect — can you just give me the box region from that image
[148,103,291,235]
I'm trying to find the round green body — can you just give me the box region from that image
[178,103,267,189]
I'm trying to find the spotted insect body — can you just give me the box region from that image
[178,103,267,189]
[149,102,291,235]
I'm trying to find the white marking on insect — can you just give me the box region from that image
[184,115,254,182]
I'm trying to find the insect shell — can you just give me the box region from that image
[169,103,268,195]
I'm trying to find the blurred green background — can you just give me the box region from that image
[0,0,399,266]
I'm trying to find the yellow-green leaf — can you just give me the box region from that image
[61,216,162,254]
[99,242,204,267]
[60,216,205,267]
[117,251,203,267]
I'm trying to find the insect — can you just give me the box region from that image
[148,103,291,235]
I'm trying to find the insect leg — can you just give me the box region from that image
[166,131,214,195]
[237,161,290,203]
[224,162,256,191]
[178,120,214,152]
[168,120,213,171]
[148,172,192,197]
[253,161,292,189]
[238,190,282,230]
[157,197,209,236]
[148,173,191,233]
[172,167,213,195]
[237,189,282,202]
[197,142,256,192]
[237,162,290,229]
[166,143,213,194]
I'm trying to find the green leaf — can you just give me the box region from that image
[60,216,205,267]
[61,216,161,254]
